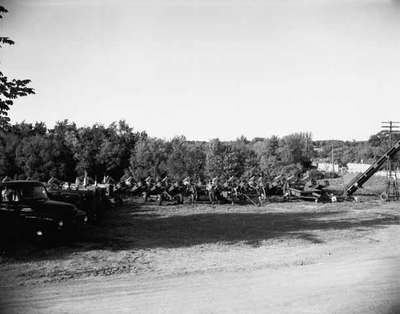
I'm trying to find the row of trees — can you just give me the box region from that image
[0,121,316,182]
[2,120,398,182]
[0,121,141,181]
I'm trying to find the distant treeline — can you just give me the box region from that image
[314,131,400,166]
[0,121,397,182]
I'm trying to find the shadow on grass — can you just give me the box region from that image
[4,203,400,260]
[79,206,398,251]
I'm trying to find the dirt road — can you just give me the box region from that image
[2,240,400,314]
[1,201,400,313]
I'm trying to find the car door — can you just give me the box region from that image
[0,198,23,245]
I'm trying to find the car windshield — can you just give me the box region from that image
[20,185,48,201]
[1,184,48,202]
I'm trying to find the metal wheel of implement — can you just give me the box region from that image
[380,192,388,202]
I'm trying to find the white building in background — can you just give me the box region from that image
[313,160,400,177]
[346,163,371,173]
[315,162,340,173]
[346,163,400,178]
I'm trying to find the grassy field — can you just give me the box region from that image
[0,197,399,287]
[327,172,388,195]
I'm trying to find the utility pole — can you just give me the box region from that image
[305,137,308,159]
[381,121,400,200]
[331,144,335,173]
[381,121,400,177]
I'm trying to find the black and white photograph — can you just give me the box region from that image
[1,0,400,313]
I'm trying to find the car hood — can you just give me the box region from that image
[26,199,79,217]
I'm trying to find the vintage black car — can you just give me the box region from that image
[0,180,88,243]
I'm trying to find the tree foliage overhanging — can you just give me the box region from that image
[0,6,35,129]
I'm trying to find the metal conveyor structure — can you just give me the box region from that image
[344,139,400,197]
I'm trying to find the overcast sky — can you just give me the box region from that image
[2,0,400,141]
